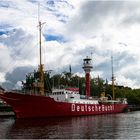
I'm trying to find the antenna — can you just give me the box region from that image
[37,3,45,66]
[90,52,93,64]
[111,56,114,79]
[111,56,115,100]
[91,52,93,58]
[38,3,40,23]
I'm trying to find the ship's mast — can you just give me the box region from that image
[38,4,45,96]
[111,56,115,100]
[38,21,44,96]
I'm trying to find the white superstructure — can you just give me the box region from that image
[49,88,99,104]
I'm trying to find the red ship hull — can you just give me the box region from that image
[0,91,128,119]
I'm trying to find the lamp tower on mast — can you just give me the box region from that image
[83,56,93,99]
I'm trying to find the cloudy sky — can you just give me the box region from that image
[0,0,140,89]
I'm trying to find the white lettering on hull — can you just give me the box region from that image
[71,104,115,112]
[72,104,75,111]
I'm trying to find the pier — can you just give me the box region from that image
[0,111,15,117]
[0,104,15,117]
[127,105,140,112]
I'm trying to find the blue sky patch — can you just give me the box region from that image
[0,31,7,35]
[28,0,38,4]
[46,0,55,6]
[0,24,16,36]
[45,34,66,43]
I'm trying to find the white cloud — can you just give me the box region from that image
[14,81,22,90]
[1,0,140,89]
[0,44,12,72]
[116,75,139,89]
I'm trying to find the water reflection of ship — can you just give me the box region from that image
[7,115,120,139]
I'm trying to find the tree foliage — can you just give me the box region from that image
[22,70,140,105]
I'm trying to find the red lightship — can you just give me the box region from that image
[0,20,128,119]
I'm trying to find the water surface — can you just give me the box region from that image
[0,111,140,139]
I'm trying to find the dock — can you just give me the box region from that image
[127,105,140,111]
[0,111,15,117]
[0,105,15,117]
